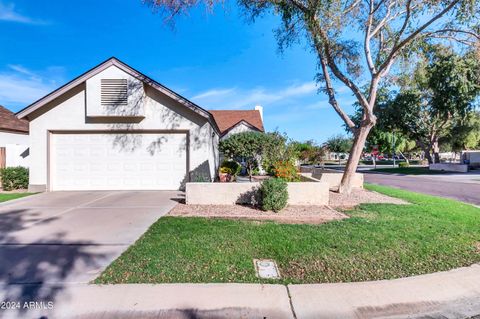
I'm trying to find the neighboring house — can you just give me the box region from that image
[16,57,264,192]
[209,107,264,140]
[462,150,480,167]
[0,105,29,169]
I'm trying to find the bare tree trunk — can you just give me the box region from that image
[338,124,373,193]
[424,149,433,164]
[248,162,253,182]
[397,150,409,164]
[432,139,440,163]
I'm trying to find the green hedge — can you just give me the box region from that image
[0,167,29,191]
[260,178,288,212]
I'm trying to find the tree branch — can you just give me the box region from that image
[343,0,361,14]
[426,28,480,40]
[316,42,357,130]
[365,0,377,75]
[309,16,370,110]
[369,0,397,37]
[394,0,413,42]
[378,0,462,74]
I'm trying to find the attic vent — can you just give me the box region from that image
[101,79,128,107]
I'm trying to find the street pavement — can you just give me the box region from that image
[364,170,480,206]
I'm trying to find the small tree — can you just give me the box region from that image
[291,140,325,165]
[324,135,352,165]
[219,131,266,181]
[262,131,289,174]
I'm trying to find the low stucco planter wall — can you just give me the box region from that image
[310,169,364,190]
[429,163,468,173]
[186,181,329,206]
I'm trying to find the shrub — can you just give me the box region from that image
[272,160,301,182]
[260,178,288,212]
[220,160,241,176]
[399,162,410,168]
[0,166,29,191]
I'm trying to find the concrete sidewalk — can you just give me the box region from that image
[1,264,480,319]
[0,284,294,319]
[290,263,480,319]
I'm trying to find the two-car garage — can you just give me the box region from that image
[49,132,188,191]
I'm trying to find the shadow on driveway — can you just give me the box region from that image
[0,208,106,315]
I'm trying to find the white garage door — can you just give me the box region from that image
[50,132,187,191]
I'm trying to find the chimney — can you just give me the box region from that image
[255,105,263,121]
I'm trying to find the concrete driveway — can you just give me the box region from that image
[0,191,181,303]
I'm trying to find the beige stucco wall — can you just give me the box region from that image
[5,144,29,168]
[186,181,329,206]
[86,65,145,117]
[0,132,30,168]
[310,170,364,190]
[463,151,480,166]
[221,123,255,140]
[0,131,29,146]
[429,163,468,173]
[27,65,219,190]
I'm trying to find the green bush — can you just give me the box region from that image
[398,162,410,168]
[220,160,241,176]
[0,166,29,191]
[260,178,288,212]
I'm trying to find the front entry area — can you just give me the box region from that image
[49,132,187,191]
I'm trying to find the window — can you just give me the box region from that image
[101,79,128,107]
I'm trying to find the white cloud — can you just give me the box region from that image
[0,65,61,107]
[0,2,48,25]
[192,81,318,109]
[283,82,317,96]
[192,88,236,100]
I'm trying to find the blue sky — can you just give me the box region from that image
[0,0,356,143]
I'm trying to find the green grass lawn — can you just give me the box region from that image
[0,193,33,203]
[371,167,447,175]
[95,184,480,285]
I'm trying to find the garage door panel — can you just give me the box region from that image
[50,133,187,191]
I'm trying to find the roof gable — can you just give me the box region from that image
[16,57,218,133]
[209,110,264,135]
[0,105,28,133]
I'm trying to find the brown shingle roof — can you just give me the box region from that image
[209,110,264,135]
[0,105,29,133]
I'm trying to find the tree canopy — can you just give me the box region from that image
[380,48,480,163]
[441,111,480,152]
[219,131,267,180]
[325,135,352,154]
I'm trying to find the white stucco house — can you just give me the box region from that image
[16,57,264,192]
[0,106,29,169]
